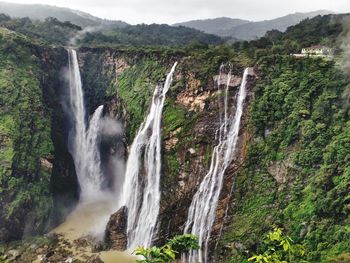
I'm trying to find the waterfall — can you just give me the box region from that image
[68,49,104,201]
[183,68,249,263]
[122,62,178,248]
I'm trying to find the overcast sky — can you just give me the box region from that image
[2,0,350,24]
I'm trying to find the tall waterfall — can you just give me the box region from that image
[68,49,104,201]
[183,68,249,263]
[122,62,178,248]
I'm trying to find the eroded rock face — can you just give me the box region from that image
[157,69,256,253]
[76,48,256,258]
[105,206,128,250]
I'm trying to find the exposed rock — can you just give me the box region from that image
[40,157,53,171]
[187,72,201,91]
[268,160,289,184]
[86,255,104,263]
[213,75,242,87]
[164,127,182,150]
[188,148,196,154]
[42,247,73,263]
[105,206,128,250]
[177,90,211,112]
[114,58,130,76]
[267,153,294,184]
[73,237,90,248]
[7,249,20,261]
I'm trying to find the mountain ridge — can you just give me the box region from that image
[175,10,334,40]
[173,17,250,35]
[0,1,128,28]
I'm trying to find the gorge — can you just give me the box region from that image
[0,10,349,263]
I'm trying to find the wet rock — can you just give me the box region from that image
[42,247,72,263]
[105,206,128,250]
[73,237,90,248]
[91,241,107,253]
[86,255,104,263]
[7,249,20,261]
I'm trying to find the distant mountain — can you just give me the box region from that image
[0,1,127,28]
[175,10,334,40]
[173,17,250,35]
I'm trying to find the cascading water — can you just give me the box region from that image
[122,62,178,248]
[183,68,249,263]
[67,49,104,201]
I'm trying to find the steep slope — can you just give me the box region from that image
[218,14,350,263]
[0,28,75,241]
[0,1,127,28]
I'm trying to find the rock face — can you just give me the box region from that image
[77,49,257,258]
[157,68,256,255]
[105,206,128,250]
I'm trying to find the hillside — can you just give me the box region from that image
[0,1,127,28]
[173,17,250,35]
[79,23,224,47]
[176,10,333,40]
[0,15,223,46]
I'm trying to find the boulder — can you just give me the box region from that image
[105,206,128,250]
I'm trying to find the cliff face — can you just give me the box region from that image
[0,28,78,241]
[217,57,350,263]
[76,47,255,254]
[75,47,350,263]
[1,31,349,263]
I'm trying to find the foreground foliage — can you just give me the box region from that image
[134,234,199,262]
[248,227,306,263]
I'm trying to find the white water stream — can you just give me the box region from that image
[183,68,249,263]
[122,62,178,248]
[68,49,105,201]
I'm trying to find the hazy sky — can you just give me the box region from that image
[2,0,350,24]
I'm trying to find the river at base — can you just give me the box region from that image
[49,194,136,263]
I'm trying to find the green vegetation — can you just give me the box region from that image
[221,54,350,262]
[0,14,80,44]
[117,59,168,140]
[79,24,223,47]
[0,27,54,241]
[134,234,199,262]
[0,8,349,263]
[248,227,307,263]
[231,14,345,61]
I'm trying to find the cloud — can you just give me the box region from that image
[3,0,350,24]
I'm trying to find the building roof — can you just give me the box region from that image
[304,45,331,49]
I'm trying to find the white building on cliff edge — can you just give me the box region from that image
[292,45,333,58]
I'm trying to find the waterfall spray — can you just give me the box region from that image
[183,68,249,263]
[122,62,178,248]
